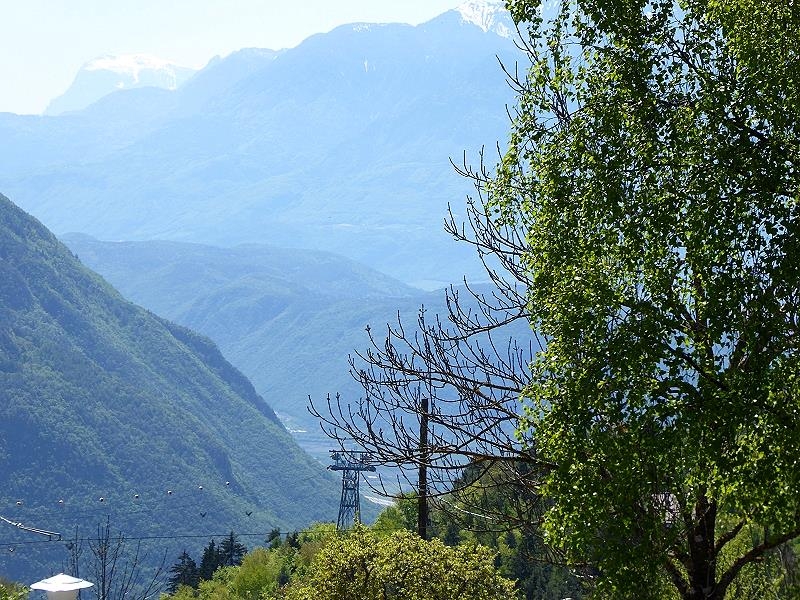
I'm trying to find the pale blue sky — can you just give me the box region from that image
[1,0,460,115]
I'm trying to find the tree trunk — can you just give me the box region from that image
[685,495,719,600]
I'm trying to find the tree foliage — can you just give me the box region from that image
[219,532,247,568]
[374,466,586,600]
[198,539,224,582]
[313,0,800,597]
[158,523,521,600]
[285,525,517,600]
[182,533,247,586]
[492,0,800,597]
[0,580,26,600]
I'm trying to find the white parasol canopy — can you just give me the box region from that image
[30,574,94,592]
[30,573,94,600]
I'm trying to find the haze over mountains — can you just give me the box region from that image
[45,55,197,116]
[61,232,537,469]
[0,194,340,581]
[0,0,527,581]
[0,1,523,288]
[62,234,443,450]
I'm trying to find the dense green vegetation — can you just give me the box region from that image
[374,485,585,599]
[167,533,249,592]
[162,521,518,600]
[493,0,800,597]
[0,579,25,600]
[286,526,516,600]
[0,194,339,582]
[157,458,586,600]
[4,0,800,595]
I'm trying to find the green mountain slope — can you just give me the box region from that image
[60,235,441,445]
[0,194,340,582]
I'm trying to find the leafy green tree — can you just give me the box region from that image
[266,528,282,550]
[372,494,417,535]
[167,585,199,600]
[0,579,26,600]
[492,0,800,597]
[195,567,236,600]
[428,463,585,600]
[225,546,287,599]
[168,550,200,593]
[368,464,584,599]
[285,525,517,600]
[159,525,337,600]
[288,522,338,580]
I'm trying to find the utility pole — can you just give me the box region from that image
[418,392,429,540]
[416,358,434,541]
[328,450,375,530]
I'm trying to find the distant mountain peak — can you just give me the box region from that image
[83,53,192,87]
[455,0,512,36]
[44,53,197,115]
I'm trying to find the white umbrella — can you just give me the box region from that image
[30,573,94,600]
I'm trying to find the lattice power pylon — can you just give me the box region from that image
[328,450,376,530]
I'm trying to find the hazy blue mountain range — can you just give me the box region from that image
[0,2,523,289]
[0,194,341,582]
[61,234,443,456]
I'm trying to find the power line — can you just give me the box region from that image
[0,515,61,540]
[0,469,397,554]
[0,522,418,551]
[3,470,331,517]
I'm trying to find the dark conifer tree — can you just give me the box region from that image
[167,550,199,592]
[284,531,300,549]
[266,528,282,550]
[219,532,247,567]
[198,539,224,581]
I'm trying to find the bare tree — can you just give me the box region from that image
[310,149,548,538]
[64,526,84,584]
[87,518,166,600]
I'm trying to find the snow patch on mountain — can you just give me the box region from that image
[456,0,513,37]
[44,54,197,115]
[84,54,192,88]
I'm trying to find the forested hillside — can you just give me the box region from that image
[0,194,339,582]
[61,236,441,439]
